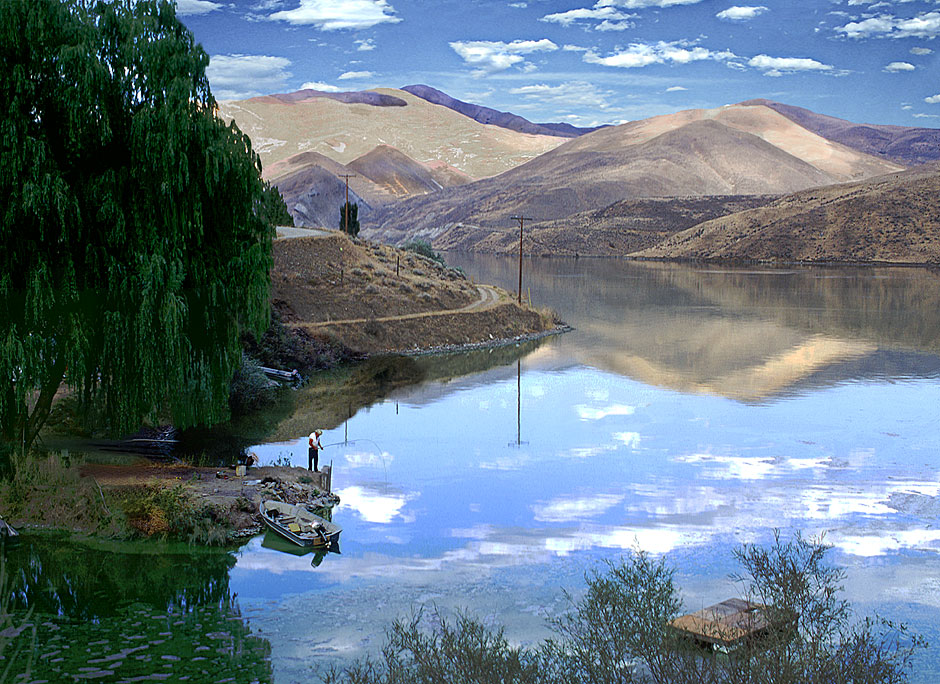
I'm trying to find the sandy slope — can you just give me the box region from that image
[220,88,566,179]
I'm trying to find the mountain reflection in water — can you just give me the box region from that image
[447,255,940,402]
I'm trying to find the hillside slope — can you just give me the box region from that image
[220,87,566,179]
[366,109,899,245]
[746,99,940,167]
[635,166,940,264]
[428,195,778,257]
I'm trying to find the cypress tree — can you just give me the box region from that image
[0,0,274,450]
[339,202,360,237]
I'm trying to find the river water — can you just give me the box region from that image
[7,256,940,682]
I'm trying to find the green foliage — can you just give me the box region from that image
[326,535,926,684]
[0,0,274,451]
[322,610,553,684]
[228,354,278,415]
[261,181,294,227]
[120,483,230,545]
[402,239,446,266]
[339,201,360,236]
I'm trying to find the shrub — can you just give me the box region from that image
[229,354,278,415]
[325,534,926,684]
[401,240,446,266]
[120,483,230,545]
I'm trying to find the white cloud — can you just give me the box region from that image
[716,5,768,21]
[268,0,401,30]
[541,6,636,30]
[176,0,222,15]
[836,12,940,39]
[355,38,377,51]
[604,0,706,6]
[666,85,688,91]
[926,94,940,103]
[509,81,613,109]
[914,112,940,118]
[884,61,916,72]
[300,80,342,91]
[911,46,934,55]
[450,39,559,76]
[338,70,374,79]
[206,54,292,100]
[748,54,834,76]
[584,41,736,68]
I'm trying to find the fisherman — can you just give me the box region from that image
[308,429,324,471]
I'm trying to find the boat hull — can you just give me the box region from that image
[260,500,341,548]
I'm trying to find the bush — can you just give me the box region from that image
[228,354,278,415]
[120,483,229,545]
[402,239,446,266]
[325,534,926,684]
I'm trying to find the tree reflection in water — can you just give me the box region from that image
[1,534,272,682]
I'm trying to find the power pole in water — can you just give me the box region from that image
[510,216,533,304]
[339,174,356,232]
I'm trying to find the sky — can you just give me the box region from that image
[177,0,940,128]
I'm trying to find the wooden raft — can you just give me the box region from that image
[670,598,769,647]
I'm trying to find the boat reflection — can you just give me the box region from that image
[260,529,341,566]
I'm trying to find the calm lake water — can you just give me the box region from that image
[8,256,940,682]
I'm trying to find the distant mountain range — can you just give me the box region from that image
[221,85,940,262]
[400,84,604,138]
[366,100,908,245]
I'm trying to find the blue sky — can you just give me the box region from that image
[178,0,940,128]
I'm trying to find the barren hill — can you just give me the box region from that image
[743,99,940,167]
[365,100,905,250]
[429,195,777,257]
[264,145,473,228]
[635,166,940,264]
[347,144,449,197]
[219,87,566,179]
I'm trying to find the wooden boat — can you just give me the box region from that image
[259,500,341,548]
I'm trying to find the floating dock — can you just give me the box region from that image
[670,598,771,648]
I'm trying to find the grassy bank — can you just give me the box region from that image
[0,452,238,545]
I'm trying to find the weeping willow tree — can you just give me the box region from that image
[0,0,275,452]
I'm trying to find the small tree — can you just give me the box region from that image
[339,202,360,237]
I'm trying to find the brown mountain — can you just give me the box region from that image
[346,144,449,197]
[366,101,903,246]
[219,87,566,179]
[431,195,778,256]
[265,145,474,228]
[635,165,940,264]
[742,99,940,167]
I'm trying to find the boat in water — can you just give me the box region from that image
[259,500,341,549]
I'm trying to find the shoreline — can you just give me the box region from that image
[395,323,573,358]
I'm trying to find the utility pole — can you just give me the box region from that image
[339,174,355,232]
[510,216,533,304]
